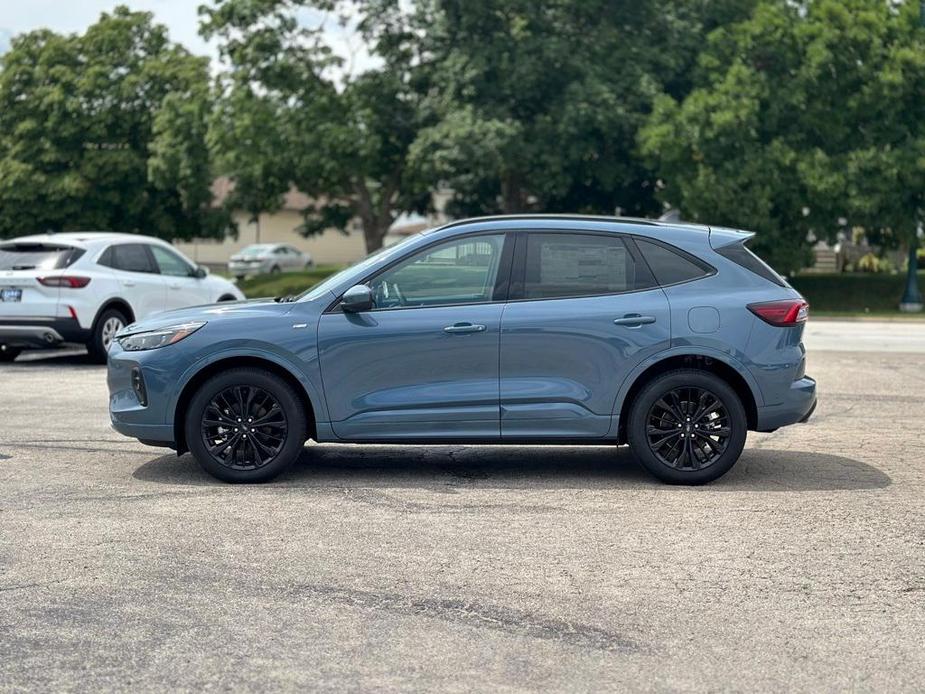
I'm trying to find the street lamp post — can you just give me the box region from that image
[901,4,925,312]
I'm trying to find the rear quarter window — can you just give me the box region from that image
[0,243,84,270]
[635,239,713,286]
[715,242,787,287]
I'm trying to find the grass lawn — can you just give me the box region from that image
[234,266,925,319]
[236,265,344,299]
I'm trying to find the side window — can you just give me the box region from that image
[275,247,287,255]
[370,234,506,309]
[635,239,712,286]
[150,245,194,277]
[103,244,156,274]
[522,233,641,300]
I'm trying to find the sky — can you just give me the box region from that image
[0,0,377,74]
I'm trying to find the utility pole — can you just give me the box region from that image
[900,4,925,311]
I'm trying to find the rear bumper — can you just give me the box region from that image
[755,376,817,431]
[0,317,90,348]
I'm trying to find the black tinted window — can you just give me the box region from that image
[523,233,642,299]
[715,242,786,287]
[636,239,711,286]
[0,243,83,270]
[102,244,156,273]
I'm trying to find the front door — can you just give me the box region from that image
[148,245,204,310]
[500,231,671,438]
[318,233,511,440]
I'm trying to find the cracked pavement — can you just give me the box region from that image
[1,328,924,691]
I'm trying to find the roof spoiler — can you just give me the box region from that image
[709,226,755,250]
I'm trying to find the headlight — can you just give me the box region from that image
[117,321,206,352]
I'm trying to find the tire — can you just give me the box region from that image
[0,344,22,362]
[185,367,308,483]
[304,260,314,269]
[217,294,237,302]
[627,369,747,485]
[270,265,281,275]
[87,307,128,364]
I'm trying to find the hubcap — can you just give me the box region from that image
[101,317,124,349]
[201,385,288,470]
[645,387,731,471]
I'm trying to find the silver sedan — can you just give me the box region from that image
[228,244,313,279]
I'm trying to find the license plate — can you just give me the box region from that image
[0,288,22,302]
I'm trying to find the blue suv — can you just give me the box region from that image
[108,216,816,484]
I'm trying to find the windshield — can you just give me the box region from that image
[0,243,83,271]
[298,233,424,301]
[240,245,273,256]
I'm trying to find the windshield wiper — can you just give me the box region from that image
[275,295,298,303]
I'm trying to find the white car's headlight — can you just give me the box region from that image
[117,321,206,352]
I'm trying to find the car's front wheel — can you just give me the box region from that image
[185,367,307,483]
[627,369,747,485]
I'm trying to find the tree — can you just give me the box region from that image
[0,6,224,240]
[641,0,925,303]
[201,0,430,253]
[404,0,760,219]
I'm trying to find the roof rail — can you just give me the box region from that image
[433,214,661,231]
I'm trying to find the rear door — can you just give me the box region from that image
[99,243,166,319]
[499,231,671,438]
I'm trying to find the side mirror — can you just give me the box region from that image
[341,284,373,312]
[193,265,209,279]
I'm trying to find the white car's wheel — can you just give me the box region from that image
[87,308,127,364]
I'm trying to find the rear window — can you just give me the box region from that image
[522,233,650,299]
[715,241,787,287]
[0,243,84,271]
[635,239,713,286]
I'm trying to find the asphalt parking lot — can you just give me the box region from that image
[1,321,924,692]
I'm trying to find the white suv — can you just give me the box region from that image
[0,232,244,363]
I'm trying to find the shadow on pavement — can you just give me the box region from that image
[7,348,97,367]
[133,444,890,492]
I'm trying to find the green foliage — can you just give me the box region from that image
[790,272,925,313]
[201,0,430,253]
[640,0,925,276]
[0,6,224,240]
[236,265,343,299]
[407,0,758,218]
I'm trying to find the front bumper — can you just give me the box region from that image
[108,341,193,446]
[755,376,817,432]
[0,317,90,348]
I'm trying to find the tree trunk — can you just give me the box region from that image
[501,172,527,213]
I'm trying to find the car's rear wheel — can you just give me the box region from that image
[87,308,128,364]
[627,369,747,485]
[270,265,281,275]
[0,344,22,362]
[185,367,307,483]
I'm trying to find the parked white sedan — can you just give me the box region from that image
[0,232,244,363]
[228,243,313,279]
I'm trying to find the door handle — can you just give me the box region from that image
[169,284,181,290]
[444,323,486,334]
[123,281,136,287]
[613,314,656,326]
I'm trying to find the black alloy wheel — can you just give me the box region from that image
[645,387,730,471]
[627,369,747,485]
[186,367,307,483]
[201,385,288,470]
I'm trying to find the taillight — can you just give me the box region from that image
[748,299,809,326]
[38,276,91,288]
